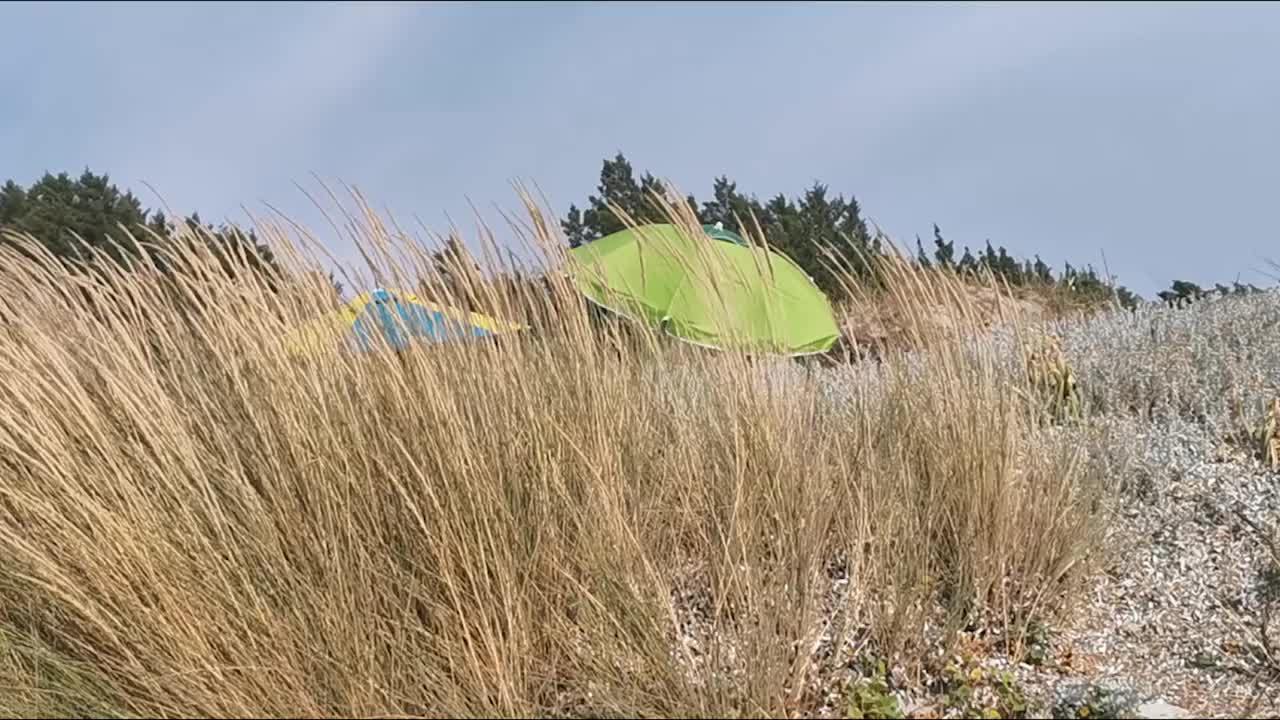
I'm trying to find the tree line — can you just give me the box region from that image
[560,153,1270,310]
[0,170,285,285]
[0,164,1264,322]
[0,169,368,311]
[560,153,1139,307]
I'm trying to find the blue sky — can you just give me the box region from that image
[3,1,1279,296]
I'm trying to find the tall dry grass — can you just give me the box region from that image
[0,185,1109,717]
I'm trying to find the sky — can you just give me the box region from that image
[3,1,1280,297]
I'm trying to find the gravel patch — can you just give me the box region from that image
[662,293,1280,717]
[1006,416,1280,718]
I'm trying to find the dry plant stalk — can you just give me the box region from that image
[0,180,1109,718]
[1259,397,1280,470]
[1024,333,1081,425]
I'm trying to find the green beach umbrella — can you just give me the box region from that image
[566,223,840,356]
[701,222,748,246]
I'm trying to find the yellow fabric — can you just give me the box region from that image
[281,288,525,358]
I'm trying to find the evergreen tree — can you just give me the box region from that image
[0,170,283,295]
[562,204,589,248]
[1116,286,1140,310]
[932,224,955,269]
[981,240,999,274]
[555,152,1199,311]
[562,153,700,245]
[1032,255,1053,283]
[1232,281,1261,296]
[1170,279,1204,301]
[787,182,875,291]
[0,170,152,264]
[579,154,656,240]
[763,193,796,250]
[700,176,771,236]
[915,235,932,268]
[996,246,1021,284]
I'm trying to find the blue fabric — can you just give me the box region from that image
[349,290,494,352]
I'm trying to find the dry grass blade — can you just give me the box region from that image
[0,183,1110,718]
[1260,398,1280,471]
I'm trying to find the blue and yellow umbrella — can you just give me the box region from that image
[283,287,525,358]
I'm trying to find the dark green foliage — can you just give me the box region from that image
[0,170,282,292]
[173,212,282,291]
[932,224,955,269]
[700,176,762,233]
[926,222,1143,309]
[564,153,699,244]
[1062,263,1107,296]
[562,205,589,249]
[563,153,881,295]
[2,158,1254,329]
[788,182,878,290]
[0,170,158,265]
[1116,286,1140,311]
[560,153,1181,309]
[1157,279,1206,307]
[915,236,932,269]
[1156,277,1261,308]
[1032,256,1053,284]
[1170,279,1205,302]
[845,657,904,719]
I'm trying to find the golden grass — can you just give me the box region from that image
[0,184,1109,717]
[1260,397,1280,471]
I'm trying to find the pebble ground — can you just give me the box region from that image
[678,290,1280,717]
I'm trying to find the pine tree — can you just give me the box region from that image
[915,235,932,268]
[700,176,768,234]
[996,246,1021,285]
[787,182,876,291]
[0,169,150,263]
[561,204,589,248]
[1116,286,1140,310]
[1032,255,1053,283]
[701,176,736,228]
[932,224,955,269]
[1171,280,1203,299]
[0,170,281,290]
[579,153,656,240]
[981,240,999,275]
[561,154,885,298]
